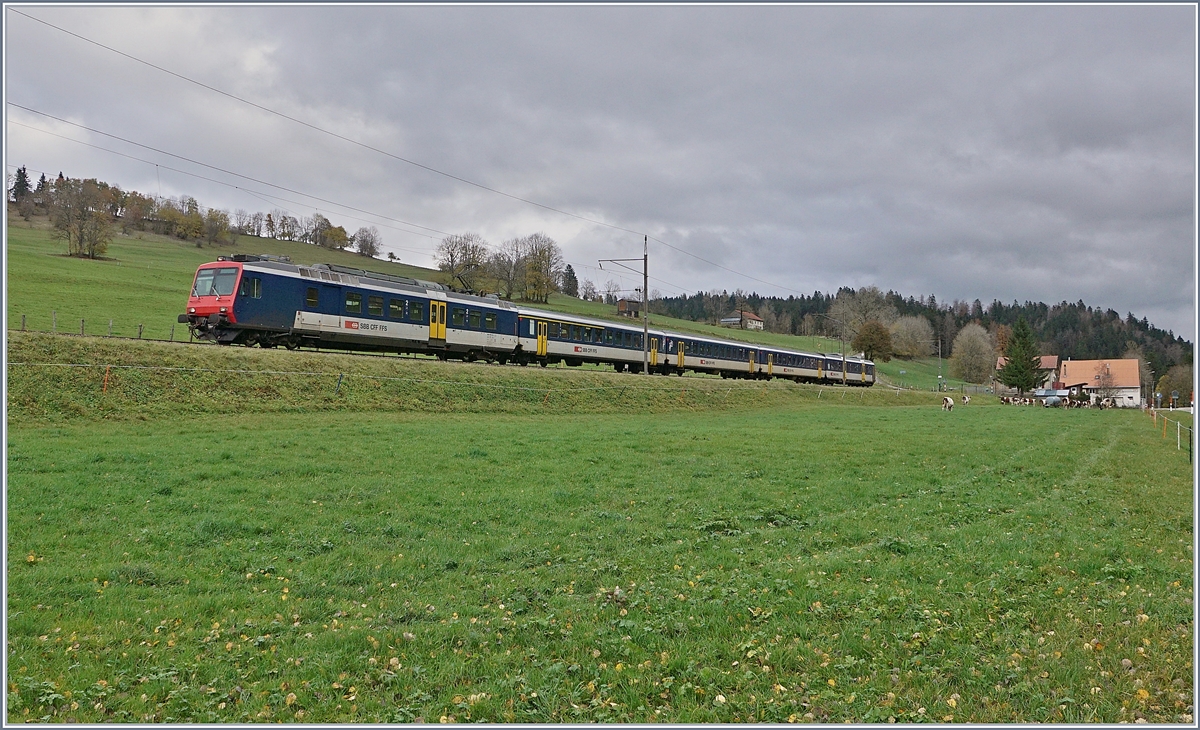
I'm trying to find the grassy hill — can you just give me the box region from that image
[5,213,974,390]
[5,215,442,340]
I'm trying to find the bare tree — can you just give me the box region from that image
[488,237,527,299]
[437,232,490,291]
[603,279,621,305]
[251,211,265,237]
[580,279,599,301]
[233,208,251,234]
[351,226,382,257]
[949,323,994,383]
[1093,365,1121,403]
[889,315,936,358]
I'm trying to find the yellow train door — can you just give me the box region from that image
[767,353,774,377]
[748,349,756,374]
[537,321,548,356]
[429,300,447,342]
[650,337,659,367]
[678,341,686,369]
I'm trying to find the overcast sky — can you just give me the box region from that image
[5,4,1196,338]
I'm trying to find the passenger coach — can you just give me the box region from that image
[180,255,874,385]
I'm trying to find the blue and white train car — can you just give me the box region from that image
[181,255,874,385]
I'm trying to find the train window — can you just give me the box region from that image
[624,332,632,347]
[238,277,261,298]
[305,287,319,308]
[605,330,613,345]
[345,292,362,314]
[484,312,497,330]
[409,301,425,322]
[368,295,383,317]
[549,322,560,338]
[192,267,238,297]
[451,308,466,327]
[634,334,643,349]
[469,310,481,329]
[389,299,404,318]
[572,326,581,341]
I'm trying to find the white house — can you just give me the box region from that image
[1058,358,1143,407]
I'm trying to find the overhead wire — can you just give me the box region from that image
[5,116,445,261]
[8,7,816,299]
[8,103,449,240]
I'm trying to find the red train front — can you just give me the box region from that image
[178,261,242,341]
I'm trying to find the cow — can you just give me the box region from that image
[942,396,954,411]
[962,395,971,405]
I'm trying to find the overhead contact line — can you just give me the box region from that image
[9,8,816,298]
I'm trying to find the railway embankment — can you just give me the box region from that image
[8,331,948,423]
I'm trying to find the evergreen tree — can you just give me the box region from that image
[10,165,31,201]
[997,316,1042,394]
[561,264,579,297]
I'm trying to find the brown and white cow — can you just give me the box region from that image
[942,396,954,411]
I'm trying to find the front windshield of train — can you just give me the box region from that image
[192,267,239,297]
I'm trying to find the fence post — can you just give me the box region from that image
[1177,421,1181,451]
[335,373,344,395]
[80,319,85,336]
[21,314,25,331]
[170,324,175,342]
[138,324,143,339]
[108,319,113,337]
[52,310,56,333]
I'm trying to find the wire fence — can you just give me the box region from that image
[14,311,179,342]
[1149,409,1193,463]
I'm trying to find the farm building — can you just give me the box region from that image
[616,298,642,318]
[719,311,764,330]
[1058,358,1143,407]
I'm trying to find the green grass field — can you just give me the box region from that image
[6,334,1195,722]
[6,214,1192,723]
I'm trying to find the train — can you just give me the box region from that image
[178,254,875,385]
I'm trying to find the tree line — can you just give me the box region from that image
[7,167,383,259]
[654,285,1191,390]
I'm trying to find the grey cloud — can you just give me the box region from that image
[5,4,1193,336]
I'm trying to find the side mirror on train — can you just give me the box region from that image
[177,314,190,323]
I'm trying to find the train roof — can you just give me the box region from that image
[516,306,651,332]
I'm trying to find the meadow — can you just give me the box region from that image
[6,215,1192,723]
[6,352,1194,722]
[4,216,970,391]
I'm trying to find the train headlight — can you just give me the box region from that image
[189,307,196,313]
[219,307,227,313]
